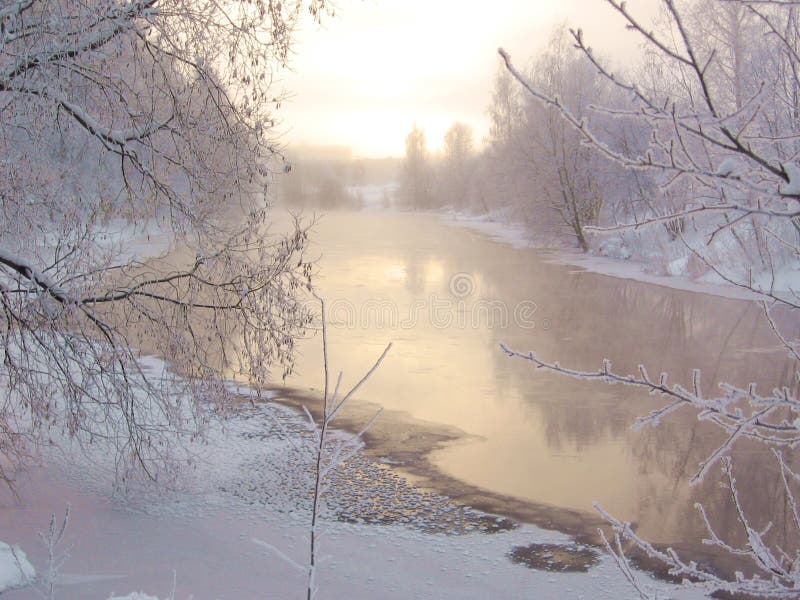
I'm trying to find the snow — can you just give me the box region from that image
[1,357,707,600]
[550,250,765,301]
[0,542,35,593]
[716,157,741,177]
[666,255,690,277]
[438,210,785,302]
[752,260,800,296]
[0,246,69,300]
[781,162,800,195]
[438,211,535,249]
[3,469,707,600]
[597,236,633,260]
[95,218,173,265]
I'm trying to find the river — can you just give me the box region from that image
[280,209,799,574]
[4,208,796,598]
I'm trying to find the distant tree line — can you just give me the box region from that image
[397,122,477,213]
[398,26,633,251]
[400,9,799,285]
[280,147,400,209]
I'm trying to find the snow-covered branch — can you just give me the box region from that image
[494,4,800,595]
[596,456,800,598]
[500,343,800,478]
[0,0,327,489]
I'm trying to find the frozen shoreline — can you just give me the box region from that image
[1,356,705,599]
[437,211,792,303]
[0,211,726,599]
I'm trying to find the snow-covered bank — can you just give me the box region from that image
[550,249,765,302]
[95,218,174,265]
[439,211,536,250]
[2,470,705,600]
[0,543,35,593]
[439,211,798,302]
[1,356,706,599]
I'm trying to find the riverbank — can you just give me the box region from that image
[3,208,779,599]
[0,354,706,599]
[438,210,798,302]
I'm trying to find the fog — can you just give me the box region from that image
[3,1,798,597]
[271,0,800,591]
[279,0,661,157]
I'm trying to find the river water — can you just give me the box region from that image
[281,209,799,570]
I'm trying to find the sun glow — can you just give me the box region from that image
[279,0,660,158]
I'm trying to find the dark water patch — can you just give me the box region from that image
[508,543,600,572]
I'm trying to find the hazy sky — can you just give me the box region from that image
[278,0,660,158]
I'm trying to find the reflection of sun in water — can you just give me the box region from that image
[385,262,407,283]
[425,260,445,285]
[338,256,413,287]
[342,256,453,291]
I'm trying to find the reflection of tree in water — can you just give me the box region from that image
[515,384,631,452]
[629,420,800,579]
[484,261,787,443]
[624,414,720,543]
[298,212,798,580]
[400,248,429,296]
[475,252,798,574]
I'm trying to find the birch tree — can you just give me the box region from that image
[482,63,529,218]
[0,0,324,489]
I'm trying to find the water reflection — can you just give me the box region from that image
[278,210,797,574]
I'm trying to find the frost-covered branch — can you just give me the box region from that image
[596,456,800,598]
[251,297,390,599]
[497,2,800,597]
[500,343,800,482]
[306,297,390,600]
[499,0,800,282]
[0,0,328,490]
[584,201,800,231]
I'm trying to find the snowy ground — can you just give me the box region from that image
[94,218,174,265]
[0,355,709,599]
[0,542,34,593]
